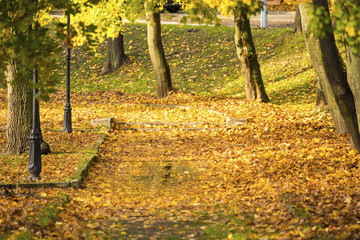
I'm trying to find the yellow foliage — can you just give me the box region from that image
[345,26,356,37]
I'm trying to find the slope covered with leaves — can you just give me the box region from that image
[65,24,314,105]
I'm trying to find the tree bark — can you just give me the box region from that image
[315,81,327,108]
[292,5,302,33]
[299,3,347,133]
[3,0,50,156]
[4,61,32,155]
[102,32,128,75]
[313,0,360,152]
[145,2,173,98]
[3,60,51,155]
[347,46,360,130]
[234,5,270,103]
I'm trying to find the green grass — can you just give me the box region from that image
[58,23,315,105]
[199,213,268,240]
[37,193,70,228]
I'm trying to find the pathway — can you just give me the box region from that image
[42,108,252,239]
[147,11,295,28]
[6,97,355,239]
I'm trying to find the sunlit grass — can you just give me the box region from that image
[59,23,315,106]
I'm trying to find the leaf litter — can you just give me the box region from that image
[1,88,360,239]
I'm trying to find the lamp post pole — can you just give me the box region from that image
[28,68,42,180]
[63,13,72,133]
[28,0,42,180]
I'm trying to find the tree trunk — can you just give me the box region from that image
[102,32,128,75]
[292,5,302,33]
[145,3,173,98]
[3,61,51,155]
[4,61,32,155]
[315,81,327,108]
[299,3,347,133]
[3,0,50,156]
[313,0,360,152]
[347,46,360,130]
[234,5,270,103]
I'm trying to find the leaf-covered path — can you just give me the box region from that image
[39,97,360,239]
[52,129,225,239]
[2,92,360,239]
[41,104,243,239]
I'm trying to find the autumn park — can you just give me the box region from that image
[1,0,360,239]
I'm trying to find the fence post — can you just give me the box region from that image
[260,0,268,28]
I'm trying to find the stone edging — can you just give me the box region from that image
[68,136,106,188]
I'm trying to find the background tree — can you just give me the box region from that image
[292,5,302,33]
[102,33,127,75]
[145,1,173,97]
[71,0,175,97]
[71,0,128,75]
[234,3,269,102]
[202,0,270,102]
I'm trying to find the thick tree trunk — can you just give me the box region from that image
[292,5,302,33]
[4,61,32,154]
[299,3,346,133]
[347,46,360,130]
[315,81,327,108]
[313,0,360,152]
[3,61,51,155]
[234,5,270,103]
[145,3,173,98]
[102,33,128,75]
[3,1,50,156]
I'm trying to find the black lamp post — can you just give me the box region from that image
[28,68,42,180]
[63,13,72,133]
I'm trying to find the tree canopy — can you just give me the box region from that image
[0,0,100,97]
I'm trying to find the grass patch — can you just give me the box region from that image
[38,193,70,228]
[200,213,263,240]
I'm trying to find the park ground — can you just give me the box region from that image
[1,23,360,239]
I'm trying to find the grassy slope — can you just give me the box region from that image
[63,23,315,106]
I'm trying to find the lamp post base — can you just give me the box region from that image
[27,176,41,181]
[63,106,72,133]
[28,135,42,180]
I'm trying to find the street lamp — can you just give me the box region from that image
[63,13,72,133]
[28,68,42,180]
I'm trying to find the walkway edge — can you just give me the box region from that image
[69,133,106,188]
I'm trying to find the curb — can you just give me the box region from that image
[68,135,106,188]
[0,133,106,190]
